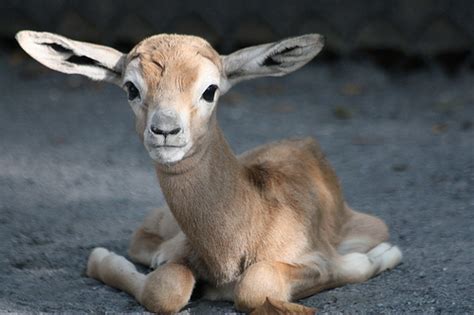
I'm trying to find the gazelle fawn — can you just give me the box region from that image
[17,30,402,313]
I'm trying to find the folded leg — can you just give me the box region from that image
[128,206,181,266]
[87,247,195,313]
[234,244,402,312]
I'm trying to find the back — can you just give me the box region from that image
[240,137,349,250]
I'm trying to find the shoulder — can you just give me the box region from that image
[240,137,325,191]
[238,137,322,165]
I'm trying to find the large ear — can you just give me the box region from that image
[16,30,125,85]
[221,34,324,92]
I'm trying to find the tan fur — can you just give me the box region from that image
[140,263,196,314]
[124,36,400,312]
[128,227,163,266]
[129,34,221,107]
[16,31,402,313]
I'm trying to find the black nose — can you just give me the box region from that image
[150,126,181,137]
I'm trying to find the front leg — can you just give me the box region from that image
[87,247,195,313]
[128,207,181,266]
[234,261,293,312]
[150,232,189,269]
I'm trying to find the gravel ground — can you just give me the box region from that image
[0,55,473,313]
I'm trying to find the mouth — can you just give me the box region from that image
[145,142,190,164]
[150,144,187,149]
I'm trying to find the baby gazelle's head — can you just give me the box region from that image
[16,31,324,164]
[123,35,223,163]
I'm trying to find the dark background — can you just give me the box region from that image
[0,1,473,314]
[2,0,474,70]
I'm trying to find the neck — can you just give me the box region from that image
[155,118,238,177]
[155,118,249,256]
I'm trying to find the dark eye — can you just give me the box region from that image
[202,84,218,102]
[124,81,140,101]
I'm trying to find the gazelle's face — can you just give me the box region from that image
[122,35,223,164]
[16,30,324,165]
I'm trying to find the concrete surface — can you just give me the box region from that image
[0,56,473,313]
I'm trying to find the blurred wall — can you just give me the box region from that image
[1,0,473,55]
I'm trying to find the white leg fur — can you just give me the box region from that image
[338,252,373,283]
[367,242,392,258]
[338,242,402,283]
[87,247,146,301]
[368,242,403,272]
[86,247,110,279]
